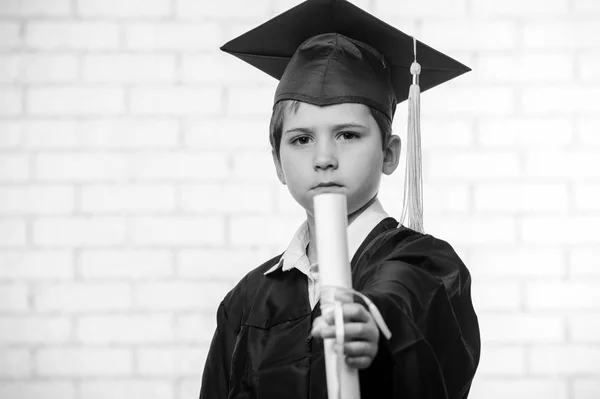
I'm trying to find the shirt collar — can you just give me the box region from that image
[264,198,389,275]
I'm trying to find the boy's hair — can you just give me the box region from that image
[269,100,392,160]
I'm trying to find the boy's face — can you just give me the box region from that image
[273,102,397,216]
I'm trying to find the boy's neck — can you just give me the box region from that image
[305,195,378,265]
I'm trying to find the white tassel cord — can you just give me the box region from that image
[400,38,425,234]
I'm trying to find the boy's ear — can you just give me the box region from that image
[271,149,287,185]
[382,134,401,175]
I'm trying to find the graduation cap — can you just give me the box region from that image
[220,0,471,233]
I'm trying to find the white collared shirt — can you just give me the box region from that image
[264,198,389,309]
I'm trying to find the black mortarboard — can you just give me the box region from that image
[220,0,470,122]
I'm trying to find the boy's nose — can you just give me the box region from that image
[313,141,338,170]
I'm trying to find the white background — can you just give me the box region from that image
[0,0,599,398]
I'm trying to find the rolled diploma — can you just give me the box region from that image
[314,193,360,399]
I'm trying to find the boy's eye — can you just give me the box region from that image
[338,131,359,140]
[290,135,312,145]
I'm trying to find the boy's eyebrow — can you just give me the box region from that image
[283,123,368,135]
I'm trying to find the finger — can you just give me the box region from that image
[318,322,378,342]
[323,303,370,324]
[310,316,328,337]
[344,341,377,358]
[345,356,373,370]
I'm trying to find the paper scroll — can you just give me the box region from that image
[314,193,360,399]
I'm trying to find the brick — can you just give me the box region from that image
[469,248,564,279]
[521,216,600,245]
[273,0,371,14]
[0,186,74,214]
[480,314,564,343]
[35,153,129,181]
[0,284,29,311]
[37,348,132,376]
[81,249,172,279]
[527,282,600,310]
[22,54,79,83]
[574,0,600,12]
[130,216,226,246]
[77,314,173,343]
[33,217,127,247]
[422,184,470,213]
[525,151,600,178]
[177,0,270,18]
[0,122,20,148]
[79,119,179,148]
[524,20,600,49]
[570,315,600,343]
[180,378,207,399]
[80,381,173,399]
[570,249,600,277]
[468,379,567,399]
[475,346,525,376]
[81,185,175,213]
[579,52,600,80]
[579,117,600,146]
[176,313,217,343]
[376,0,467,16]
[134,282,231,312]
[0,154,28,181]
[131,86,222,116]
[427,216,517,245]
[530,346,600,374]
[230,215,311,247]
[0,0,71,16]
[0,316,71,343]
[429,152,520,180]
[26,22,120,50]
[423,86,514,116]
[28,87,125,116]
[78,0,170,17]
[0,349,30,377]
[82,54,176,83]
[474,183,569,213]
[0,86,22,115]
[137,347,206,375]
[34,283,131,311]
[125,22,221,50]
[0,218,26,247]
[471,282,521,310]
[276,184,311,214]
[185,119,271,151]
[177,248,272,281]
[574,380,600,399]
[0,55,19,83]
[421,21,517,51]
[20,120,77,148]
[478,117,573,148]
[522,86,600,115]
[180,182,274,213]
[0,22,20,48]
[420,119,473,148]
[471,0,568,15]
[181,54,274,85]
[227,86,278,117]
[0,250,73,280]
[0,382,75,399]
[574,184,600,211]
[230,150,278,181]
[131,152,228,180]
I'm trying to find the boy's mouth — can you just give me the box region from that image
[313,182,343,189]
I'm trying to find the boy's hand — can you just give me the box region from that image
[311,302,379,369]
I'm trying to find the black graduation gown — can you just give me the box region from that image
[199,217,480,399]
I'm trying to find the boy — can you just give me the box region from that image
[200,0,480,398]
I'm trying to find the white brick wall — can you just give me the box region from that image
[0,1,599,398]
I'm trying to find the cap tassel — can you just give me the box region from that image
[400,38,424,233]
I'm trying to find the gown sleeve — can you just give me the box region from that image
[199,301,238,399]
[357,233,480,399]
